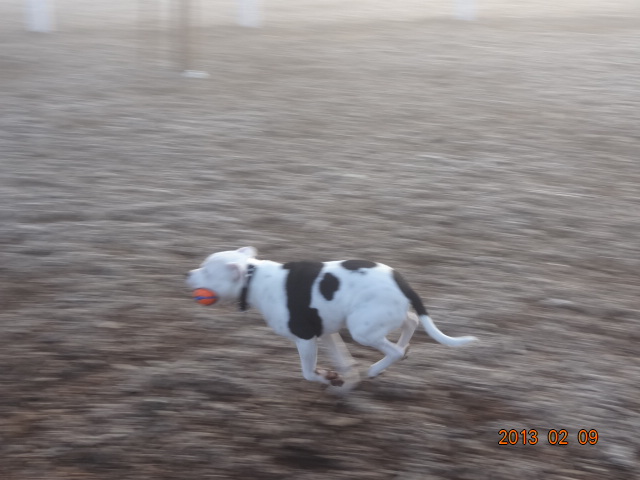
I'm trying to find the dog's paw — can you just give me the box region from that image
[402,344,411,360]
[315,368,344,386]
[325,369,361,395]
[329,376,344,387]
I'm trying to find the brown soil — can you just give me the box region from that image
[1,2,639,479]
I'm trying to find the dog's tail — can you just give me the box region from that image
[393,270,476,347]
[419,314,476,346]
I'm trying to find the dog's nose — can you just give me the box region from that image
[184,272,190,279]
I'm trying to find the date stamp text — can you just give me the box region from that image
[498,429,599,446]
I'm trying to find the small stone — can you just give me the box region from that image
[606,444,636,469]
[96,321,122,329]
[317,416,363,428]
[539,298,576,308]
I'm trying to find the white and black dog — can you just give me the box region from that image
[186,247,476,388]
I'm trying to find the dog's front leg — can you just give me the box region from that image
[322,333,360,391]
[295,338,344,386]
[322,333,358,373]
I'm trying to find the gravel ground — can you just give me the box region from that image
[1,1,639,479]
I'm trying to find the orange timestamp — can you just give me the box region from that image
[498,429,599,446]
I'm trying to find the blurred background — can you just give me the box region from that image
[1,1,639,479]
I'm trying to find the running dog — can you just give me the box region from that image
[186,247,476,387]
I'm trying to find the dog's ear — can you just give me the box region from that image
[237,246,257,258]
[227,263,243,282]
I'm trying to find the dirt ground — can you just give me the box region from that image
[1,1,639,479]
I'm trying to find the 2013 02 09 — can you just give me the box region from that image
[498,429,599,445]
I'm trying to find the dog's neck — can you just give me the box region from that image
[238,263,256,312]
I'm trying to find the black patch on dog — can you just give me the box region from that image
[319,272,340,301]
[282,262,324,339]
[341,260,377,270]
[392,270,429,317]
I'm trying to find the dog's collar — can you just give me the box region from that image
[238,263,256,312]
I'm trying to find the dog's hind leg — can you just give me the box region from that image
[397,312,419,351]
[295,338,344,386]
[348,310,408,378]
[362,337,406,378]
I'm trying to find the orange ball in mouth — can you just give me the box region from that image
[193,288,218,306]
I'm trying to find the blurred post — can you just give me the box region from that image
[175,0,209,78]
[26,0,55,32]
[454,0,476,21]
[176,0,191,72]
[237,0,261,28]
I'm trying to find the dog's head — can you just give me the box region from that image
[186,246,257,304]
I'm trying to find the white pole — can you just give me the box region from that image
[26,0,55,32]
[454,0,476,21]
[176,0,191,72]
[176,0,209,78]
[237,0,261,28]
